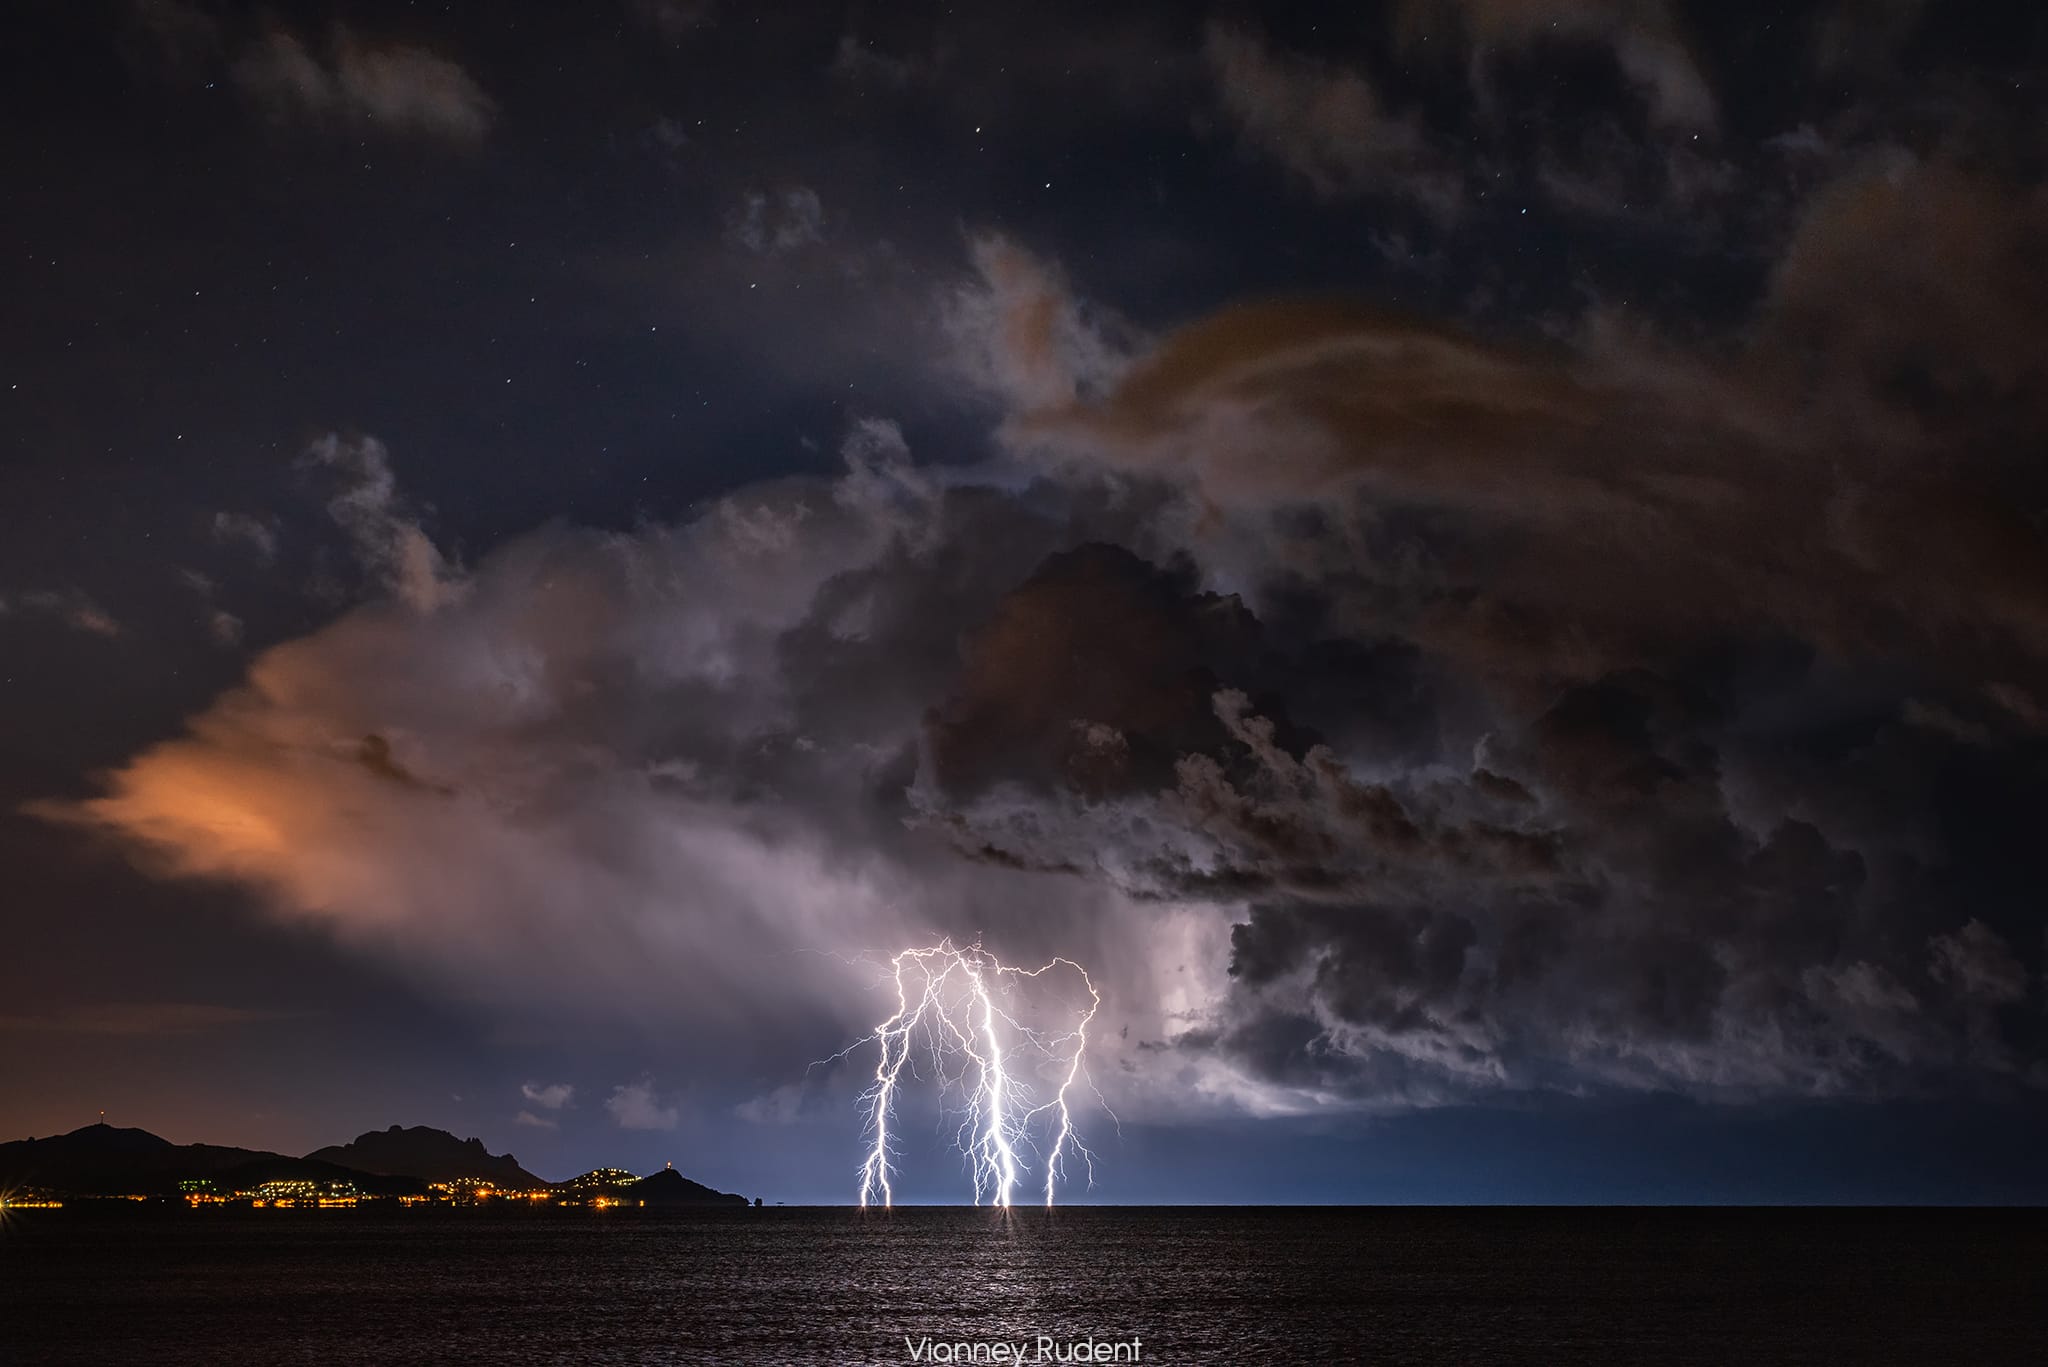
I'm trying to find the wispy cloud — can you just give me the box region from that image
[606,1080,680,1131]
[1398,0,1716,131]
[728,187,826,256]
[234,27,495,143]
[626,0,717,40]
[2,589,121,638]
[210,511,281,564]
[734,1082,807,1125]
[1204,22,1462,218]
[301,433,467,613]
[520,1081,575,1110]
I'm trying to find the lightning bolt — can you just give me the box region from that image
[839,939,1101,1209]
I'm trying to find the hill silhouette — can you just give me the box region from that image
[306,1125,543,1187]
[0,1124,423,1196]
[627,1167,748,1206]
[1,1122,752,1203]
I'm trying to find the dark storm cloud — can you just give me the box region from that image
[1007,250,2048,678]
[37,427,1212,1107]
[900,142,2048,1105]
[51,157,2048,1111]
[39,456,937,1030]
[918,553,2046,1101]
[1761,157,2048,412]
[925,544,1272,805]
[29,0,2048,1128]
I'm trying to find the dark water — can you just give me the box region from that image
[3,1207,2042,1365]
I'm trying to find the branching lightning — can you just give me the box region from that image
[831,939,1102,1209]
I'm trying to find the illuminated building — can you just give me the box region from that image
[244,1179,361,1208]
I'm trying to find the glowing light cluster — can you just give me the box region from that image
[841,939,1103,1209]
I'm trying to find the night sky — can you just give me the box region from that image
[5,0,2048,1204]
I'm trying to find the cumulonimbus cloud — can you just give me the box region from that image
[35,168,2048,1116]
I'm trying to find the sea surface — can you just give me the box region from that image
[3,1206,2042,1365]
